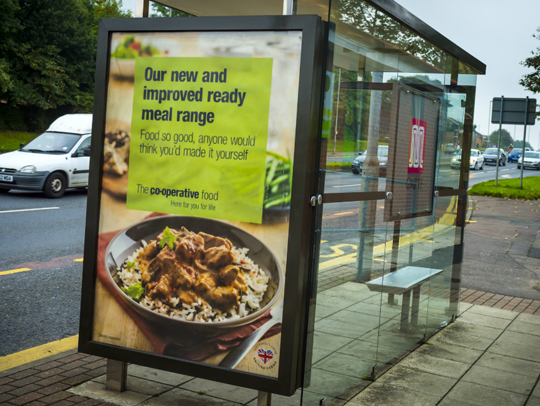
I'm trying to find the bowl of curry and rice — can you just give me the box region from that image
[104,215,283,331]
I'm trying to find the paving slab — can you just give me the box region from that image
[347,382,441,406]
[515,312,540,325]
[474,352,540,377]
[488,340,540,362]
[127,364,193,386]
[443,381,528,406]
[414,341,483,364]
[461,365,537,395]
[140,388,236,405]
[449,319,505,339]
[304,369,360,399]
[374,365,456,397]
[464,304,520,320]
[315,353,375,379]
[428,327,494,351]
[67,380,153,406]
[496,330,540,348]
[397,352,470,379]
[312,331,355,352]
[93,375,173,396]
[458,311,514,329]
[507,320,540,336]
[180,378,257,404]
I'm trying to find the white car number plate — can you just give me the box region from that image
[0,174,13,182]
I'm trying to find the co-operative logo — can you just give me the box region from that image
[408,118,427,174]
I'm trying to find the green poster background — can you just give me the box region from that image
[126,57,273,223]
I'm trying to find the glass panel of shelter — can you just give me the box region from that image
[298,1,474,403]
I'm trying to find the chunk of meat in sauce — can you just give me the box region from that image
[175,233,205,264]
[199,232,233,250]
[193,272,216,297]
[219,265,248,292]
[211,286,239,312]
[143,248,176,284]
[203,246,235,269]
[142,240,159,260]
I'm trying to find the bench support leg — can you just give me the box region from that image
[400,290,411,330]
[411,286,421,327]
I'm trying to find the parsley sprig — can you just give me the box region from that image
[122,283,144,302]
[158,226,176,250]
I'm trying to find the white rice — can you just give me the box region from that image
[116,245,269,322]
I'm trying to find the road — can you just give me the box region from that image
[0,158,537,357]
[0,189,87,356]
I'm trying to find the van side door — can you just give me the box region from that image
[70,136,91,186]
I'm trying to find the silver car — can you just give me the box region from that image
[518,151,540,170]
[482,147,506,166]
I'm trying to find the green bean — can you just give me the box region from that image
[266,158,279,185]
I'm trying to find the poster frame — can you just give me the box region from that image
[78,15,325,396]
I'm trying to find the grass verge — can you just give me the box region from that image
[0,131,38,153]
[469,176,540,200]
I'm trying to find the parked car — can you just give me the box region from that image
[482,147,506,166]
[451,149,484,170]
[352,145,388,176]
[0,114,92,198]
[517,151,540,170]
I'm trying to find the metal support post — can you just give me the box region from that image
[135,0,149,17]
[400,290,411,330]
[282,0,296,15]
[520,97,529,189]
[495,96,504,186]
[106,359,127,392]
[258,391,272,406]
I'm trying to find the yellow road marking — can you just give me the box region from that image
[320,240,327,243]
[74,258,84,262]
[0,268,31,276]
[334,211,353,216]
[0,335,79,373]
[320,243,357,258]
[319,196,457,271]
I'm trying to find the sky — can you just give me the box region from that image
[121,0,540,147]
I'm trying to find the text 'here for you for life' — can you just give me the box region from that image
[126,56,274,224]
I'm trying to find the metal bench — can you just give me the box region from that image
[365,266,443,329]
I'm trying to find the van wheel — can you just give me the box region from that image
[43,172,67,198]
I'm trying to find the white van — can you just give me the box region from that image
[0,114,92,198]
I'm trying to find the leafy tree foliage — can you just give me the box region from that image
[333,0,446,70]
[489,129,513,148]
[513,140,533,149]
[150,3,190,18]
[0,0,131,113]
[520,27,540,94]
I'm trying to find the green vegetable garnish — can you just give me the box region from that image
[264,152,292,210]
[126,261,135,269]
[122,283,144,302]
[159,226,176,250]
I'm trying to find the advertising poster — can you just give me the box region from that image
[385,83,439,221]
[92,30,303,379]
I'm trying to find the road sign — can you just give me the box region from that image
[491,97,536,125]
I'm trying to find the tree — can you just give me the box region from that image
[150,3,190,18]
[0,0,130,115]
[520,27,540,94]
[513,140,533,149]
[489,129,513,148]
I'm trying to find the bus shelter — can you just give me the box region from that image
[82,0,486,404]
